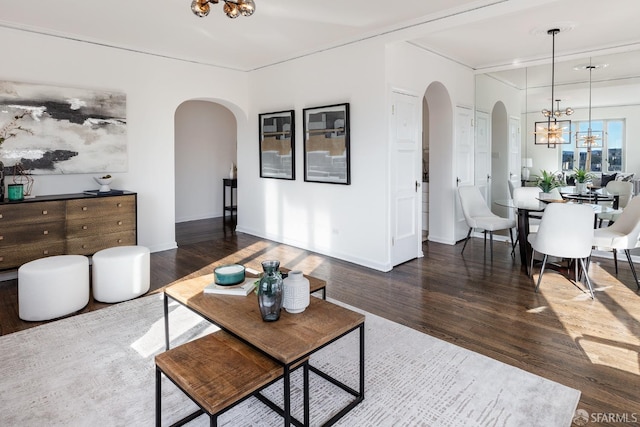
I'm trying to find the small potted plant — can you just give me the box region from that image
[535,170,562,200]
[573,168,595,194]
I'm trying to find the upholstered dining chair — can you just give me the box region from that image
[458,185,515,260]
[508,178,521,199]
[597,180,633,227]
[527,203,596,298]
[593,196,640,290]
[510,186,543,256]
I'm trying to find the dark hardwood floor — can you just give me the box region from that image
[1,217,639,424]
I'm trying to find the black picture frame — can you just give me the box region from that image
[303,103,350,185]
[534,119,572,146]
[259,110,295,180]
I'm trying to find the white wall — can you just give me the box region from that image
[1,26,476,271]
[174,101,237,222]
[239,40,391,271]
[0,26,249,253]
[385,42,475,245]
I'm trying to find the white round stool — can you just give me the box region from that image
[92,246,150,303]
[18,255,90,321]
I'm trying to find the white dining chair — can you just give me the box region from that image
[527,203,596,298]
[510,186,543,257]
[458,185,515,260]
[593,196,640,290]
[597,180,633,227]
[508,178,521,199]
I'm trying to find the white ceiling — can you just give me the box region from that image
[2,0,640,103]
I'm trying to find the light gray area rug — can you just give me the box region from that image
[0,293,580,426]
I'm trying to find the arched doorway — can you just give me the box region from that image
[174,100,237,224]
[423,82,455,245]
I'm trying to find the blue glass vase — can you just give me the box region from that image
[258,260,283,321]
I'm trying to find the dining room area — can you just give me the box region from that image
[468,18,640,294]
[484,177,640,295]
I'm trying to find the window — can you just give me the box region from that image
[560,119,625,173]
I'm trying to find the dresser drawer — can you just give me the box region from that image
[0,201,65,225]
[66,195,136,220]
[0,221,65,245]
[66,230,137,255]
[0,241,66,269]
[66,215,136,239]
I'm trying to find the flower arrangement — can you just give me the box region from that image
[0,111,33,146]
[535,169,562,193]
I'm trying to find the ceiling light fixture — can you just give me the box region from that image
[534,29,571,148]
[575,60,604,171]
[191,0,255,18]
[542,99,573,118]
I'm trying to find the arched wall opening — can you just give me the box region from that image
[424,81,455,244]
[174,100,238,224]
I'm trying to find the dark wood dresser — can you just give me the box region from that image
[0,192,137,270]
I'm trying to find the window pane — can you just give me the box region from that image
[561,149,574,171]
[589,148,602,172]
[607,120,623,172]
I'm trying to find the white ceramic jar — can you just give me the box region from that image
[282,270,310,314]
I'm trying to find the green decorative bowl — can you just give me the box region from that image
[214,264,245,286]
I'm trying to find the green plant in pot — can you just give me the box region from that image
[535,170,562,200]
[573,168,595,194]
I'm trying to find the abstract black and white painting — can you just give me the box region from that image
[0,80,127,174]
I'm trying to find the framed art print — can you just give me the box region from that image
[303,103,350,184]
[259,110,295,180]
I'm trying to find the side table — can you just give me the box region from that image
[223,178,237,221]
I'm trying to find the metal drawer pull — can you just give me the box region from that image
[43,230,49,235]
[82,206,88,211]
[0,256,3,262]
[82,225,88,230]
[0,236,3,241]
[117,239,123,243]
[0,214,3,219]
[117,221,122,225]
[117,203,122,208]
[43,250,49,255]
[42,210,48,215]
[82,244,87,249]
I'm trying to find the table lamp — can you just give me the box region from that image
[522,158,533,180]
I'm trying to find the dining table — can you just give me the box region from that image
[495,192,614,274]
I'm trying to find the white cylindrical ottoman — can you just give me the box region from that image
[18,255,90,321]
[92,246,150,303]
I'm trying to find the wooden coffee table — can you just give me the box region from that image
[163,273,365,427]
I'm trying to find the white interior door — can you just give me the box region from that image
[391,90,421,266]
[454,106,474,241]
[475,110,491,201]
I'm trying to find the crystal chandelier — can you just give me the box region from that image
[191,0,255,18]
[534,120,570,145]
[534,29,571,148]
[575,60,605,171]
[575,61,604,148]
